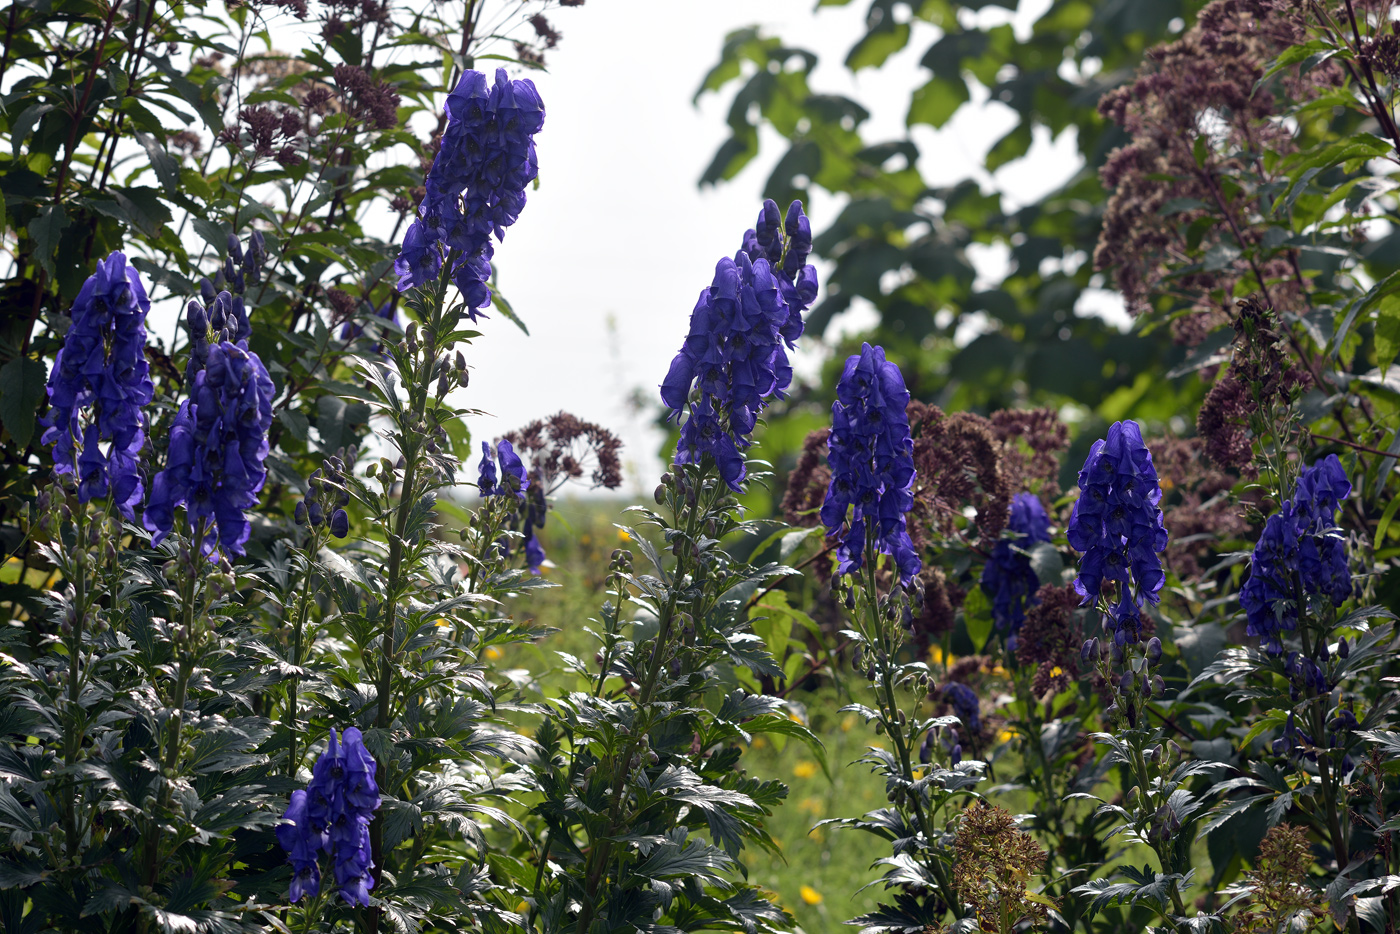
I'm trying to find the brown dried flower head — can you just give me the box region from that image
[1197,296,1309,470]
[952,801,1051,933]
[907,401,1011,547]
[1015,584,1083,698]
[503,411,624,494]
[1235,824,1327,934]
[1094,0,1339,340]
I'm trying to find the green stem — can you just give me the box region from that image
[573,480,705,934]
[858,543,960,919]
[285,533,321,776]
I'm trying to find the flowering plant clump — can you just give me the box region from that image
[9,4,1400,934]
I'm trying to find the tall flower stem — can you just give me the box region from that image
[285,534,322,777]
[856,538,960,921]
[571,472,707,934]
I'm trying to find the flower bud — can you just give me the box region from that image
[1081,638,1098,663]
[1151,674,1165,697]
[654,484,666,505]
[294,501,308,526]
[437,369,452,398]
[1119,671,1135,695]
[950,744,962,766]
[1145,637,1162,666]
[329,509,350,539]
[1338,637,1350,659]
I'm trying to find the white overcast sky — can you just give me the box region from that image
[465,0,1119,494]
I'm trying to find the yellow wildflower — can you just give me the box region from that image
[517,901,530,914]
[792,760,818,779]
[750,736,767,750]
[840,714,856,732]
[799,885,823,905]
[484,646,504,661]
[1050,665,1064,678]
[581,533,592,545]
[618,529,631,542]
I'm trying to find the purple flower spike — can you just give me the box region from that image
[40,251,155,519]
[819,343,920,584]
[395,69,545,320]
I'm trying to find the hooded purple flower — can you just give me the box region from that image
[277,790,323,902]
[144,341,275,556]
[40,251,155,518]
[478,439,528,500]
[819,343,920,583]
[395,69,544,319]
[1066,420,1168,644]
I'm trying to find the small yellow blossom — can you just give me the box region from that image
[434,618,450,628]
[792,760,818,779]
[996,728,1015,745]
[581,533,592,545]
[799,885,823,905]
[618,529,631,542]
[1160,477,1175,491]
[912,768,925,779]
[750,736,767,750]
[517,901,530,913]
[840,714,856,732]
[1050,665,1064,678]
[990,664,1009,678]
[788,711,804,724]
[484,646,504,661]
[928,645,957,668]
[798,796,824,815]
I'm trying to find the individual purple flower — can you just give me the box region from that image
[1241,455,1352,655]
[304,727,381,907]
[477,439,528,501]
[40,251,155,518]
[477,440,499,495]
[395,69,544,320]
[943,682,981,732]
[979,493,1052,648]
[661,200,817,491]
[1065,420,1168,645]
[143,341,275,557]
[277,789,323,902]
[819,343,920,583]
